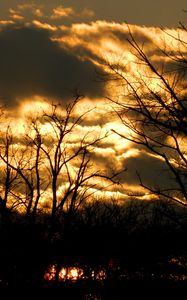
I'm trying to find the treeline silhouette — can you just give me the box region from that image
[0,197,187,295]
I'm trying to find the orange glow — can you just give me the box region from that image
[44,265,84,281]
[19,97,50,116]
[10,14,24,20]
[44,265,56,281]
[52,5,74,19]
[0,20,14,25]
[44,265,109,282]
[32,20,57,31]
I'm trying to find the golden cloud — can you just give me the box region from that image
[10,14,24,20]
[32,20,57,31]
[51,5,74,19]
[0,20,14,25]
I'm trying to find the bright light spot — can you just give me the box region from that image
[44,265,56,281]
[44,265,84,281]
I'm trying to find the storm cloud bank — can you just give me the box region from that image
[0,24,104,106]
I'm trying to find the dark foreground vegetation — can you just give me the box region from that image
[0,198,187,297]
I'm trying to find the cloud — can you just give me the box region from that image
[32,20,57,31]
[119,149,178,190]
[88,143,177,195]
[18,3,44,18]
[0,24,105,107]
[17,4,36,10]
[78,8,95,18]
[5,3,95,26]
[64,22,186,75]
[55,21,157,71]
[17,3,44,17]
[0,20,14,25]
[50,5,95,22]
[9,8,24,20]
[33,8,43,18]
[10,14,24,20]
[51,5,74,19]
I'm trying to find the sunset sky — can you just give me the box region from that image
[0,0,186,206]
[0,0,186,27]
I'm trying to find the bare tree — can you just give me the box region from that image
[0,126,21,211]
[0,128,42,218]
[106,24,187,206]
[26,97,120,233]
[0,96,121,233]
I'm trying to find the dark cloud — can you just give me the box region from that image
[113,27,152,45]
[0,24,105,107]
[120,150,178,189]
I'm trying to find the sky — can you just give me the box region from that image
[0,1,186,208]
[64,0,187,27]
[0,0,186,27]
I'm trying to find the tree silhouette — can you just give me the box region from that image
[0,124,43,218]
[0,126,18,211]
[0,96,120,232]
[106,24,187,206]
[0,96,123,288]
